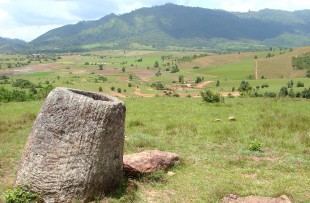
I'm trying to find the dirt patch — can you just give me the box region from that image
[100,68,120,75]
[0,62,65,75]
[134,88,155,98]
[221,92,240,97]
[241,173,258,179]
[221,194,292,203]
[195,81,214,89]
[130,69,156,81]
[109,92,128,98]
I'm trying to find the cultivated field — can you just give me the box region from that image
[0,49,310,202]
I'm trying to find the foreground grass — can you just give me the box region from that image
[1,97,309,202]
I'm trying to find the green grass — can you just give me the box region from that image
[1,97,310,202]
[1,50,310,202]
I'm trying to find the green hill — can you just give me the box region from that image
[22,4,310,52]
[0,37,26,54]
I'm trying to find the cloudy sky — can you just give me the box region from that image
[1,0,310,41]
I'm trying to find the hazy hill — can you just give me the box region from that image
[0,37,26,53]
[25,4,310,52]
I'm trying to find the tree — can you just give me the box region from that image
[287,80,294,88]
[201,90,224,103]
[99,64,103,70]
[216,80,220,87]
[154,61,159,68]
[279,86,288,97]
[288,88,295,98]
[195,77,202,84]
[297,81,304,87]
[238,81,252,92]
[122,67,126,72]
[178,75,184,83]
[129,74,133,81]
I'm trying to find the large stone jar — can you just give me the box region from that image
[16,87,126,203]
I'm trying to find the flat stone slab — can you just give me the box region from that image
[123,150,179,176]
[221,194,292,203]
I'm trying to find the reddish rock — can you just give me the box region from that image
[123,150,179,176]
[221,194,292,203]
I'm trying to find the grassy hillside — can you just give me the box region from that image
[257,46,310,79]
[1,50,310,202]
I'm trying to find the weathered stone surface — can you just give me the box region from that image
[123,150,179,176]
[16,87,126,203]
[221,194,292,203]
[229,116,236,121]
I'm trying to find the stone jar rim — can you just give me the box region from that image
[54,87,124,105]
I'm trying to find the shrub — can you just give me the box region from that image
[195,77,202,84]
[117,88,122,93]
[201,90,224,103]
[249,139,262,152]
[151,82,165,90]
[98,87,103,92]
[111,86,115,91]
[264,92,277,98]
[238,81,252,92]
[297,81,304,87]
[301,87,310,98]
[288,88,295,98]
[4,187,42,203]
[287,80,294,88]
[279,86,288,97]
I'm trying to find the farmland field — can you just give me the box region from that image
[0,49,310,202]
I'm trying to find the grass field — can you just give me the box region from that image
[1,49,310,202]
[257,47,310,79]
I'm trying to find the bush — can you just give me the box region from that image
[111,86,115,91]
[195,77,202,84]
[297,81,304,87]
[238,81,252,93]
[117,88,122,93]
[4,187,42,203]
[301,87,310,98]
[151,82,165,90]
[279,86,288,97]
[264,92,277,98]
[249,139,262,152]
[288,89,295,98]
[201,90,224,103]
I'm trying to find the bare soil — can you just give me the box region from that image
[221,194,292,203]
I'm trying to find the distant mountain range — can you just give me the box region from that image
[3,4,310,53]
[0,37,26,53]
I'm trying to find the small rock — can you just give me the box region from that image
[123,150,180,176]
[167,171,175,176]
[229,116,236,121]
[215,119,221,122]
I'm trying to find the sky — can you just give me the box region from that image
[1,0,310,42]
